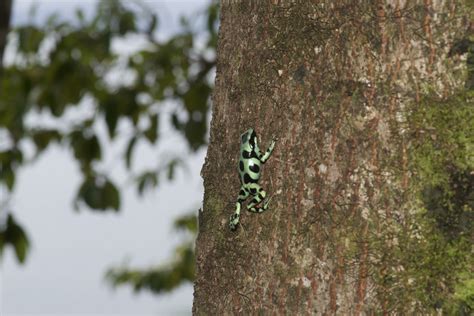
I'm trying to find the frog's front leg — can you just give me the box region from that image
[259,139,276,163]
[229,188,249,230]
[247,184,270,213]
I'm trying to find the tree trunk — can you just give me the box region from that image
[194,1,467,314]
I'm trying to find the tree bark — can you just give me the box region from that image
[0,0,12,71]
[194,1,467,314]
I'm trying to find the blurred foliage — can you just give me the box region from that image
[0,0,217,295]
[0,213,29,264]
[106,212,197,293]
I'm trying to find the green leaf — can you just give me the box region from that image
[77,177,100,209]
[119,11,136,35]
[70,130,102,166]
[77,176,120,211]
[125,136,137,169]
[147,15,157,35]
[31,129,61,152]
[13,230,29,264]
[75,8,85,24]
[207,3,219,33]
[114,88,141,126]
[105,242,195,294]
[136,171,158,196]
[103,180,120,210]
[167,159,179,180]
[0,227,4,257]
[144,113,158,143]
[0,148,24,165]
[104,100,120,139]
[3,167,15,191]
[183,82,211,112]
[0,148,23,191]
[0,214,30,264]
[174,213,197,233]
[16,26,45,53]
[171,112,182,131]
[184,117,207,150]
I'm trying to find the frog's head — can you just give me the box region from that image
[241,128,256,148]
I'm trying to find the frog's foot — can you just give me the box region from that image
[270,138,277,149]
[263,195,272,209]
[229,213,240,231]
[247,189,270,213]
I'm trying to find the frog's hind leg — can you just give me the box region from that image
[229,188,249,230]
[247,185,270,213]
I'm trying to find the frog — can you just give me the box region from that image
[229,128,276,230]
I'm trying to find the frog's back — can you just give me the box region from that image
[238,151,261,185]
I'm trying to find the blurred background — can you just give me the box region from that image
[0,0,217,314]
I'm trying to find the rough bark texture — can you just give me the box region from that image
[194,1,467,314]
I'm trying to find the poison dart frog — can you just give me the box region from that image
[229,128,276,230]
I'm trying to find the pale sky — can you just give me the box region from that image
[1,0,210,315]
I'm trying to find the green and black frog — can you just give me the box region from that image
[229,128,276,230]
